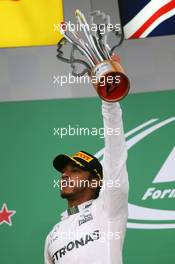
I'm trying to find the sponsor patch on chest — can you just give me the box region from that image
[78,211,93,226]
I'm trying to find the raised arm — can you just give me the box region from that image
[99,101,129,219]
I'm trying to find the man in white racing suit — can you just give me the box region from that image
[44,101,129,264]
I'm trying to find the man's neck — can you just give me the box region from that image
[68,197,93,208]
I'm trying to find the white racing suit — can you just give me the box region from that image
[44,101,129,264]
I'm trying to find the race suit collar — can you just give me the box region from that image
[60,199,94,221]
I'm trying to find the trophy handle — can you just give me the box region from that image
[57,38,91,77]
[110,29,125,56]
[56,38,73,64]
[70,45,91,77]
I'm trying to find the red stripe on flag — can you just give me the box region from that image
[129,0,175,39]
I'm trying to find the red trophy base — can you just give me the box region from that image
[91,58,130,102]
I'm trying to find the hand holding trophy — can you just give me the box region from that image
[57,9,130,102]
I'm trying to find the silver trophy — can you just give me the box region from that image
[57,9,130,102]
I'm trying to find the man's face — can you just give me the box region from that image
[60,162,92,199]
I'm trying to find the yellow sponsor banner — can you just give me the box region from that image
[73,152,93,162]
[0,0,64,47]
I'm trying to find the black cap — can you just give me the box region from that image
[53,150,103,179]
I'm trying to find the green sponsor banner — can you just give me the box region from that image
[0,90,175,263]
